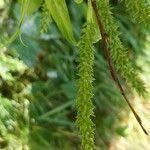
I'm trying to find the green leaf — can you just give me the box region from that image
[18,0,42,15]
[26,0,42,15]
[61,81,77,99]
[45,0,76,44]
[11,35,41,67]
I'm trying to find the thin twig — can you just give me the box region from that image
[91,0,148,135]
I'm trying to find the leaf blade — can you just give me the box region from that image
[45,0,76,44]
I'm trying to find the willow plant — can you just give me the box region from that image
[1,0,150,149]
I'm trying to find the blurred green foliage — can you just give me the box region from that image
[0,0,149,149]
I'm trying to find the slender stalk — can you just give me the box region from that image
[91,0,148,135]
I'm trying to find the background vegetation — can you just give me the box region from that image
[0,0,150,149]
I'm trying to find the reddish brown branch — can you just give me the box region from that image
[91,0,148,135]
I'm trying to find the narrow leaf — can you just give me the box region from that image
[45,0,76,44]
[26,0,42,15]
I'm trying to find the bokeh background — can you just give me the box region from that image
[0,0,150,149]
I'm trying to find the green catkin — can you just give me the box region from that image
[40,2,52,34]
[123,0,150,30]
[97,0,147,96]
[76,23,95,150]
